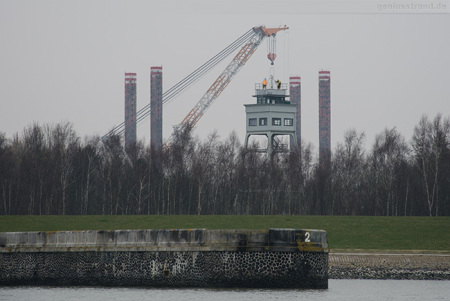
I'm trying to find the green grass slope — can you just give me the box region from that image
[0,215,449,253]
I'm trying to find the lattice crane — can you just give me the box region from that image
[102,25,288,141]
[178,25,288,131]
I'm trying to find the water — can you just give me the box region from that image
[1,280,449,301]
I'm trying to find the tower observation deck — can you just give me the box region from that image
[244,81,297,157]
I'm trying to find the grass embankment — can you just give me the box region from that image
[0,215,449,253]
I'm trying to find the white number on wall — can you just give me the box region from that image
[305,232,311,242]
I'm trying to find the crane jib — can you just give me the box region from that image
[102,26,288,141]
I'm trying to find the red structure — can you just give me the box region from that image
[289,76,301,148]
[150,67,163,151]
[124,73,137,150]
[318,70,331,164]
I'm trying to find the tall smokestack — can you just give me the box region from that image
[124,72,137,150]
[318,70,331,165]
[289,76,301,149]
[150,66,163,151]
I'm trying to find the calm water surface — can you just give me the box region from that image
[1,280,449,301]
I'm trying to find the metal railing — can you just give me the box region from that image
[254,83,288,96]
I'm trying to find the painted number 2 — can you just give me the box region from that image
[304,232,311,242]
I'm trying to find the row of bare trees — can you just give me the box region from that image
[0,114,449,216]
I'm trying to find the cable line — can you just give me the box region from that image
[102,29,254,140]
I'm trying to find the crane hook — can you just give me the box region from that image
[267,34,277,65]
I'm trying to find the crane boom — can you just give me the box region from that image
[102,25,288,142]
[178,25,288,131]
[102,29,255,140]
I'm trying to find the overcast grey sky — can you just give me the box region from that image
[1,0,449,152]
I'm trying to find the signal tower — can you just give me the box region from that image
[244,77,297,158]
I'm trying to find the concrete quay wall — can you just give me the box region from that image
[0,229,328,288]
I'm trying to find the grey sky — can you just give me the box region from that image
[1,0,449,152]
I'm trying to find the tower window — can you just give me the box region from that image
[259,118,267,126]
[272,118,281,126]
[249,118,257,126]
[284,118,293,126]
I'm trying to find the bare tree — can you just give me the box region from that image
[331,129,366,215]
[45,122,79,214]
[20,123,47,214]
[369,128,409,216]
[0,133,16,215]
[3,117,450,216]
[163,126,196,214]
[286,140,314,214]
[99,134,125,214]
[412,114,450,216]
[214,131,241,214]
[80,137,100,214]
